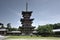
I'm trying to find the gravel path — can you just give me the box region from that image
[0,35,5,40]
[0,35,8,40]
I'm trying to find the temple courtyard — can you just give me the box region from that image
[5,38,60,40]
[4,36,60,40]
[0,35,60,40]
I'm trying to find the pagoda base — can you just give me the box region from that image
[21,33,33,36]
[19,26,35,35]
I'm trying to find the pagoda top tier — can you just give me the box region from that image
[22,11,32,15]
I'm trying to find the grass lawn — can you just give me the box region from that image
[5,36,60,40]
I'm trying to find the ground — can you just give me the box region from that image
[0,35,8,40]
[4,36,60,40]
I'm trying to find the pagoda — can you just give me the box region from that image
[20,1,35,35]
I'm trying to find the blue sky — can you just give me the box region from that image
[0,0,60,28]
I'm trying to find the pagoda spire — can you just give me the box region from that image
[26,0,28,11]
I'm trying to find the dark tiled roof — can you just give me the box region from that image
[7,31,21,33]
[0,29,7,31]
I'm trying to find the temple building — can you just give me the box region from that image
[19,2,35,35]
[0,23,7,35]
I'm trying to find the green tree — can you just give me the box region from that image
[1,24,5,28]
[0,23,5,28]
[18,26,21,31]
[7,23,11,31]
[53,23,60,29]
[11,28,18,31]
[37,24,53,36]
